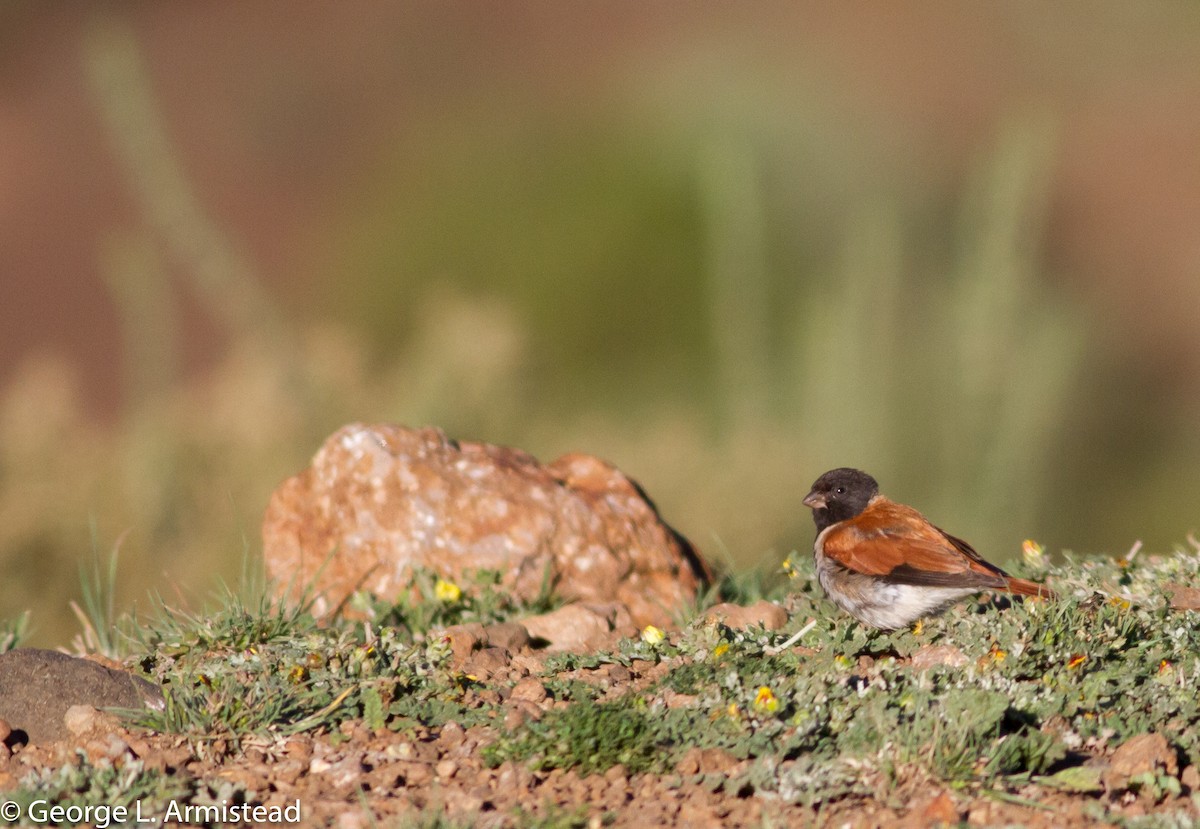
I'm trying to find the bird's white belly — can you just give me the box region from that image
[814,545,978,629]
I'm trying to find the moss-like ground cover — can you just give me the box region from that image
[5,548,1200,826]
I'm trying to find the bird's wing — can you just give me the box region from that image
[820,498,1007,589]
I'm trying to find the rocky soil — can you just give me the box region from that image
[0,629,1195,828]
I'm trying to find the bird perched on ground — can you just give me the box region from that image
[802,467,1054,629]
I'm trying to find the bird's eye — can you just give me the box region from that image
[834,486,845,495]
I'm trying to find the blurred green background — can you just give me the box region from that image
[2,3,1199,645]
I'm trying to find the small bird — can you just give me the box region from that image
[802,467,1053,629]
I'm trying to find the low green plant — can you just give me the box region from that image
[512,803,596,829]
[123,581,477,756]
[0,610,30,653]
[70,535,134,659]
[351,566,560,640]
[8,752,194,820]
[483,697,665,776]
[486,544,1200,811]
[57,538,1200,820]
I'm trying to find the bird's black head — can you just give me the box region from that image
[803,467,879,532]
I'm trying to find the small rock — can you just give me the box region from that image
[483,622,531,652]
[674,747,736,776]
[283,738,313,763]
[504,707,530,731]
[0,649,162,744]
[677,802,722,829]
[442,624,484,664]
[335,813,371,829]
[1167,584,1200,611]
[262,424,712,629]
[504,700,544,730]
[1104,732,1178,791]
[1182,765,1200,792]
[509,678,548,704]
[601,663,631,683]
[274,759,306,786]
[966,801,1002,827]
[435,759,458,779]
[521,603,625,653]
[604,763,628,787]
[439,720,466,748]
[63,705,118,738]
[663,691,698,709]
[676,750,701,775]
[403,761,433,787]
[443,788,484,814]
[508,653,543,678]
[84,734,130,762]
[917,791,960,825]
[325,755,368,790]
[495,762,519,791]
[702,600,787,631]
[462,647,510,679]
[910,645,968,671]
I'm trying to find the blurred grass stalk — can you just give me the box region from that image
[700,136,772,428]
[942,114,1084,539]
[699,113,1083,553]
[82,16,285,349]
[70,527,128,659]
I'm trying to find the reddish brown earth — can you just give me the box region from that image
[0,638,1194,829]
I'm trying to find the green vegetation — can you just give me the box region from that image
[352,565,561,635]
[8,754,195,820]
[118,568,560,757]
[8,542,1200,825]
[0,610,29,654]
[484,699,665,776]
[488,546,1200,813]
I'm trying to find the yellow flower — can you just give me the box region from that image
[434,578,462,603]
[977,643,1006,670]
[1159,659,1172,675]
[1022,539,1046,568]
[1067,654,1087,671]
[910,619,924,636]
[753,686,779,713]
[712,642,730,658]
[641,625,666,646]
[1107,596,1131,610]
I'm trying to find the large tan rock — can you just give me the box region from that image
[262,424,710,628]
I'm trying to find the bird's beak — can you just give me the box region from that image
[802,491,826,510]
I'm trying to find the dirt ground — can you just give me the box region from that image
[2,643,1196,829]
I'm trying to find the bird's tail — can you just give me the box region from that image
[1003,576,1056,600]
